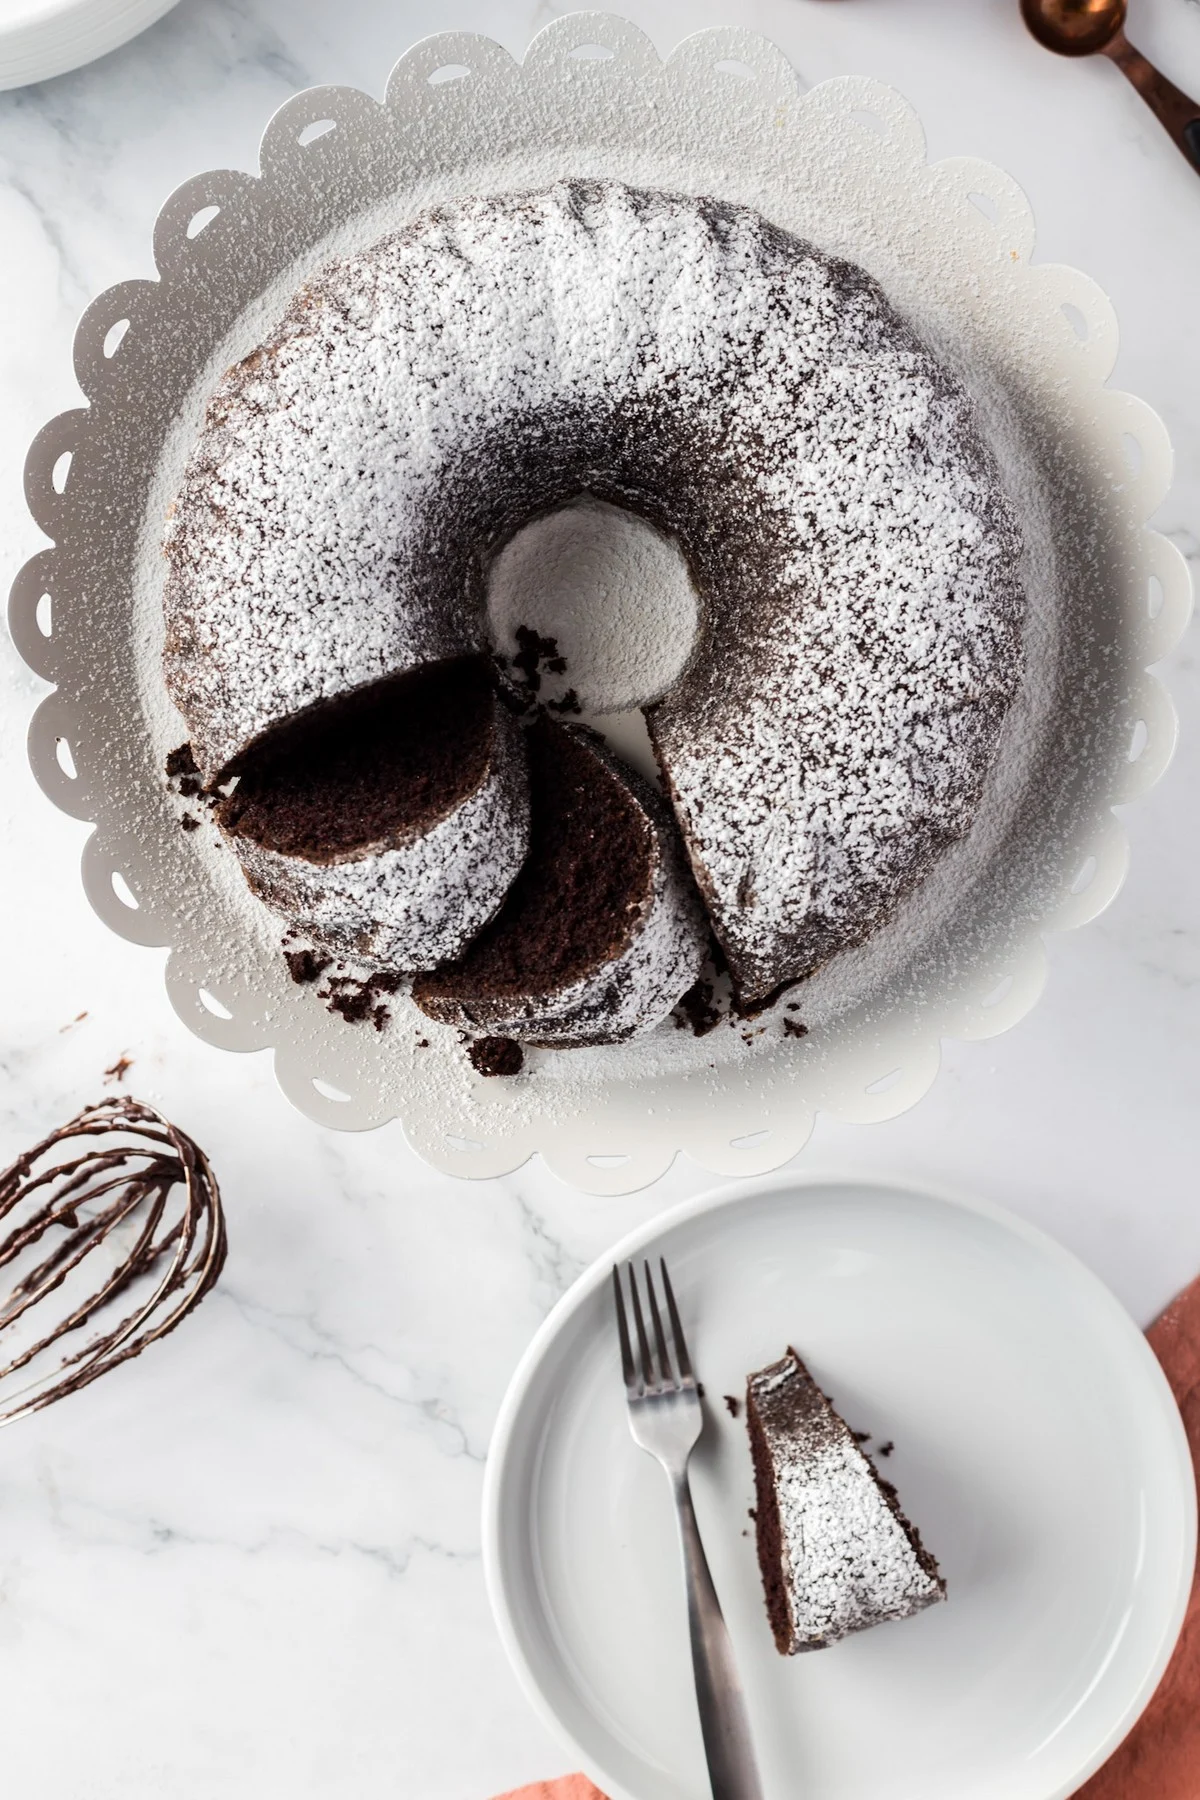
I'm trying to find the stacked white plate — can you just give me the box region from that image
[0,0,179,89]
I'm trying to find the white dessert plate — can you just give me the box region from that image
[0,0,179,91]
[484,1177,1196,1800]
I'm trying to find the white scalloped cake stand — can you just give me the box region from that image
[8,15,1191,1194]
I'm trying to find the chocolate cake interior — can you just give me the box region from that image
[414,715,652,1004]
[747,1392,795,1655]
[217,655,496,862]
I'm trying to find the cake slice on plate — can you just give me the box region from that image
[746,1347,945,1653]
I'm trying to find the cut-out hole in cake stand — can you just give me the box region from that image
[297,119,337,145]
[568,43,616,61]
[1061,302,1089,342]
[729,1129,771,1150]
[1128,718,1149,762]
[586,1153,631,1169]
[968,190,1000,223]
[850,108,888,137]
[51,452,71,495]
[103,318,130,359]
[981,974,1016,1009]
[186,205,221,240]
[714,59,757,82]
[1121,433,1144,479]
[198,987,233,1021]
[427,63,470,85]
[312,1077,353,1104]
[35,593,51,637]
[1071,855,1099,896]
[54,736,76,779]
[865,1068,903,1096]
[1148,574,1165,620]
[110,870,139,911]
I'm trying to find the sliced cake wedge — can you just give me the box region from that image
[746,1347,945,1653]
[413,714,707,1047]
[216,655,528,970]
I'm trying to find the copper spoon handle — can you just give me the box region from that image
[1102,28,1200,171]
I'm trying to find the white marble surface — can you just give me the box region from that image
[1,2,1199,1795]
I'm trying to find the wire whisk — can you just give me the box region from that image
[0,1095,227,1428]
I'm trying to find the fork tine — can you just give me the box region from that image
[659,1258,694,1383]
[627,1264,657,1390]
[612,1266,638,1395]
[643,1260,676,1389]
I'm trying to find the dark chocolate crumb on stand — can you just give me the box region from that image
[724,1394,741,1419]
[879,1440,894,1458]
[103,1054,133,1086]
[675,977,722,1037]
[783,1018,809,1039]
[0,1096,227,1424]
[165,743,205,799]
[509,626,565,698]
[468,1037,524,1077]
[284,947,331,986]
[320,970,404,1032]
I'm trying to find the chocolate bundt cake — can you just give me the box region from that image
[163,178,1025,1020]
[215,657,528,969]
[413,717,707,1046]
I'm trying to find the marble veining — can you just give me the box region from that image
[0,2,1199,1796]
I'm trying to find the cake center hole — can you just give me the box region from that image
[485,497,700,716]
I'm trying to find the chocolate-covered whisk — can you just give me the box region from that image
[0,1096,226,1426]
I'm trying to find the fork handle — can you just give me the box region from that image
[672,1471,765,1800]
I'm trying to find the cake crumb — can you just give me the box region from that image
[510,625,564,696]
[59,1011,88,1033]
[285,947,331,985]
[321,970,403,1027]
[783,1018,809,1038]
[468,1036,524,1077]
[878,1440,894,1458]
[723,1394,741,1419]
[165,742,205,800]
[180,814,200,832]
[103,1053,133,1085]
[674,978,721,1036]
[547,688,582,715]
[852,1429,871,1444]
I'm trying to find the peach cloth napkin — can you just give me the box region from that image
[498,1275,1200,1800]
[1075,1272,1200,1797]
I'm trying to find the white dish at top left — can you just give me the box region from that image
[0,0,180,90]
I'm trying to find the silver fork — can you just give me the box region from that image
[613,1259,764,1800]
